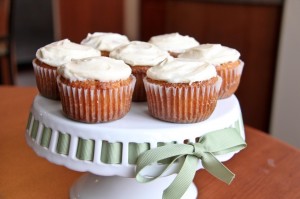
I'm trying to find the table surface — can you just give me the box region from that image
[1,86,300,199]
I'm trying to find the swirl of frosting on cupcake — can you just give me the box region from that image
[36,39,100,67]
[81,32,130,51]
[57,56,132,82]
[148,33,199,53]
[109,41,173,66]
[178,44,240,65]
[147,59,217,84]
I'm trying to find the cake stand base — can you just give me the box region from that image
[70,173,197,199]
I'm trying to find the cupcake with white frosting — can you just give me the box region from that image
[33,39,100,100]
[144,59,222,123]
[57,56,136,123]
[148,32,199,57]
[110,41,173,102]
[178,44,244,99]
[81,32,130,57]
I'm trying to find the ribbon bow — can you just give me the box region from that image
[135,124,246,199]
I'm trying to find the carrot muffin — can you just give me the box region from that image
[144,59,222,123]
[33,39,100,100]
[148,32,199,58]
[178,44,244,99]
[81,32,130,57]
[110,41,173,102]
[57,56,136,123]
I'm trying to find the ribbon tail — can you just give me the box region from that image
[163,155,198,199]
[202,152,235,184]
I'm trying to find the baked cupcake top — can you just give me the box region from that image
[57,56,132,82]
[80,32,130,52]
[148,33,199,53]
[36,39,100,67]
[178,44,240,65]
[147,58,217,84]
[109,41,173,66]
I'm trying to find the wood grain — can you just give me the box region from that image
[195,125,300,199]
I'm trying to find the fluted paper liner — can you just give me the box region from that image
[143,76,222,123]
[57,75,136,123]
[32,60,60,100]
[217,61,244,99]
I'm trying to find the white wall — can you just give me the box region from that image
[270,0,300,148]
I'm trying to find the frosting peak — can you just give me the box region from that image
[178,44,240,65]
[148,33,199,53]
[81,32,130,51]
[146,58,217,84]
[57,56,132,82]
[109,41,173,66]
[36,39,100,67]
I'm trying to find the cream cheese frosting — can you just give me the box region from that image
[81,32,130,52]
[148,33,199,53]
[36,39,100,67]
[57,56,132,82]
[109,41,173,66]
[178,44,240,65]
[146,58,217,84]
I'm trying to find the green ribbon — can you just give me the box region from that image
[135,126,246,199]
[101,141,122,164]
[56,133,70,155]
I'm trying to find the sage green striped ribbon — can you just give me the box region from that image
[77,138,95,161]
[56,133,70,155]
[129,143,150,164]
[135,126,246,199]
[26,113,32,131]
[30,120,39,140]
[40,127,52,148]
[101,141,122,164]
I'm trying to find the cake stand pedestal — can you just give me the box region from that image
[70,174,197,199]
[26,95,245,199]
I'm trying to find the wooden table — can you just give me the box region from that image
[1,86,300,199]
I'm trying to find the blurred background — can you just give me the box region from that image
[0,0,299,148]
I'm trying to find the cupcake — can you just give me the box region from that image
[80,32,130,57]
[148,32,199,58]
[178,44,244,99]
[57,56,136,123]
[144,59,222,123]
[110,41,173,102]
[33,39,100,100]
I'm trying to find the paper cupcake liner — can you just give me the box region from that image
[143,76,222,123]
[217,61,244,99]
[131,70,147,102]
[57,76,136,123]
[32,60,60,100]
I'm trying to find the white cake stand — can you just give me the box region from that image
[26,95,245,199]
